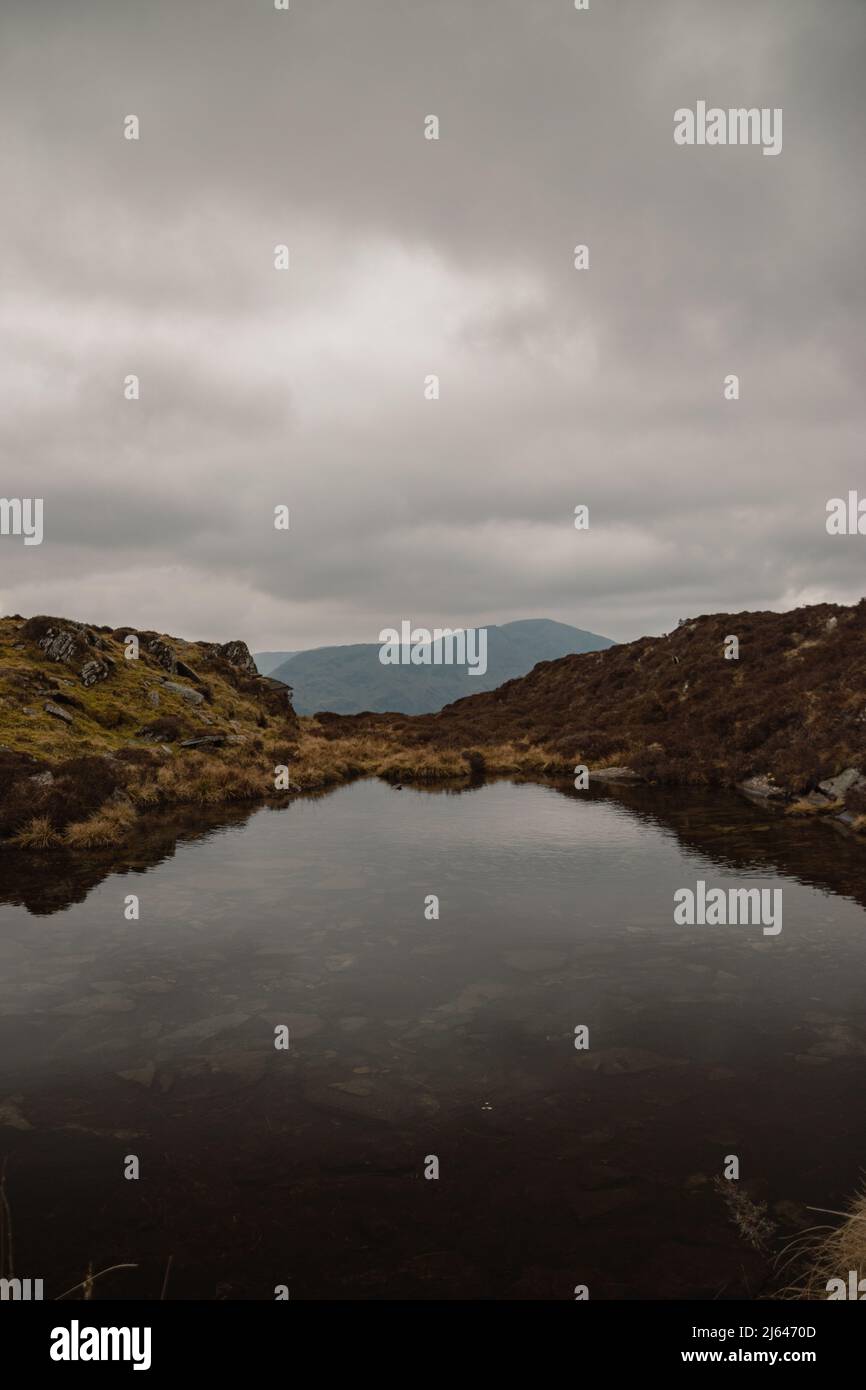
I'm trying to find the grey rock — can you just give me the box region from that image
[161,680,204,705]
[209,1050,268,1083]
[80,658,110,687]
[338,1016,368,1033]
[504,948,568,973]
[36,626,85,664]
[117,1063,157,1089]
[29,769,54,786]
[275,1013,322,1040]
[143,637,178,673]
[573,1047,685,1075]
[0,1095,32,1131]
[738,774,785,800]
[158,1012,250,1047]
[215,640,258,676]
[44,701,73,724]
[818,767,864,799]
[57,994,136,1015]
[329,1080,372,1097]
[179,735,226,748]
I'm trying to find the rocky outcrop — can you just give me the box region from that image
[161,680,204,705]
[197,639,259,678]
[217,640,258,676]
[80,658,112,687]
[139,634,178,674]
[24,617,91,666]
[23,616,116,689]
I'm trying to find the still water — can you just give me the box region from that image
[0,777,865,1299]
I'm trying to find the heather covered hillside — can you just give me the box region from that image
[329,599,866,802]
[1,599,865,851]
[0,615,300,847]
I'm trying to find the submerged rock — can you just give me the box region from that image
[117,1063,157,1089]
[573,1046,685,1075]
[0,1095,32,1130]
[503,948,568,973]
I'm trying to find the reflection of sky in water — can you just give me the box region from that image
[0,779,864,1087]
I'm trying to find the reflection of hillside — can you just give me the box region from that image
[0,803,263,916]
[1,775,862,918]
[558,781,866,913]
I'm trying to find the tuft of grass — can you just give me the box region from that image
[11,816,62,849]
[63,803,137,849]
[776,1188,866,1299]
[714,1176,776,1253]
[785,797,842,817]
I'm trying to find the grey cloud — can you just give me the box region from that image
[0,0,864,649]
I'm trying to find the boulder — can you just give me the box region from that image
[738,774,784,800]
[161,680,204,705]
[217,640,258,675]
[591,766,642,783]
[44,701,73,724]
[23,617,91,665]
[80,658,111,687]
[197,639,259,677]
[818,768,864,799]
[139,635,178,673]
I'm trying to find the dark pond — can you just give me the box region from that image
[0,777,864,1299]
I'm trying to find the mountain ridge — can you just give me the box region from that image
[259,618,615,714]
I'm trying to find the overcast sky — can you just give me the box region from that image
[1,0,864,650]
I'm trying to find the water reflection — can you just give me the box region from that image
[0,778,864,1300]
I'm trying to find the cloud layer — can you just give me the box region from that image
[1,0,864,647]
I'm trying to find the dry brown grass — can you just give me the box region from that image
[374,748,468,781]
[63,803,137,849]
[785,797,843,817]
[777,1189,866,1299]
[11,815,62,849]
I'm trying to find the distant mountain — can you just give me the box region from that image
[266,619,615,715]
[254,650,298,676]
